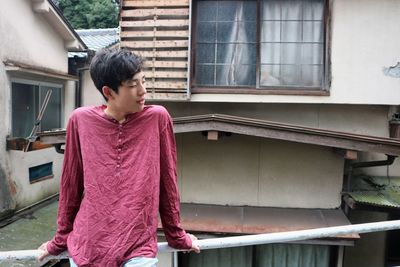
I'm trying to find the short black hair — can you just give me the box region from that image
[89,48,144,101]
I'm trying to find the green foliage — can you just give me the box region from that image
[57,0,118,29]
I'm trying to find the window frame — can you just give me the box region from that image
[10,78,65,137]
[190,0,331,95]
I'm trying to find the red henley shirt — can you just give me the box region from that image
[47,105,192,266]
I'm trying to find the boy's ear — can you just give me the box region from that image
[102,86,113,100]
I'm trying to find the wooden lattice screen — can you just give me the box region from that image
[120,0,190,100]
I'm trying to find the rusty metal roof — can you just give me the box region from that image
[344,176,400,209]
[160,203,358,241]
[38,114,400,155]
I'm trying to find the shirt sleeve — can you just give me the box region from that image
[47,114,84,255]
[158,112,192,250]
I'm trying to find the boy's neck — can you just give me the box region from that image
[104,105,126,123]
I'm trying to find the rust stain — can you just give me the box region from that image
[7,176,17,196]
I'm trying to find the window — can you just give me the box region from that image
[179,243,333,267]
[193,0,327,91]
[29,162,54,183]
[11,80,63,137]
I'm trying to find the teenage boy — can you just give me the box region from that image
[38,48,199,267]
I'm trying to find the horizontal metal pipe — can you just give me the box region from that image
[1,220,400,262]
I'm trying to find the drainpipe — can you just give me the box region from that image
[75,67,89,108]
[344,155,397,214]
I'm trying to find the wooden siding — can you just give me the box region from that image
[121,0,190,100]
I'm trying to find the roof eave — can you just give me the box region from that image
[30,0,87,52]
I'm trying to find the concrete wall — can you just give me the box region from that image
[177,133,344,208]
[189,0,400,105]
[0,0,76,212]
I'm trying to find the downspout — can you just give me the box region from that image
[344,155,397,214]
[75,67,89,108]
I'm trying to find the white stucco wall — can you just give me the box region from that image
[81,70,105,107]
[0,0,68,72]
[0,0,77,209]
[188,0,400,105]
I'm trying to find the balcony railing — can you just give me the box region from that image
[1,220,400,263]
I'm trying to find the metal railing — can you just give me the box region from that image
[1,220,400,263]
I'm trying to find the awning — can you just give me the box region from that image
[343,176,400,211]
[4,60,78,81]
[38,114,400,156]
[159,203,358,246]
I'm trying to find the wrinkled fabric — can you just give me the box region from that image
[47,105,192,267]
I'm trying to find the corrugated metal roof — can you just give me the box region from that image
[160,203,358,242]
[345,176,400,209]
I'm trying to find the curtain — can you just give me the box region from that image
[180,243,331,267]
[196,0,257,86]
[260,0,324,87]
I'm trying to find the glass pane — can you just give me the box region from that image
[197,1,217,21]
[301,65,322,87]
[242,1,257,21]
[260,65,282,86]
[196,44,215,64]
[195,64,215,85]
[217,1,241,21]
[281,43,301,64]
[301,43,323,64]
[282,21,302,42]
[281,65,300,86]
[217,44,256,64]
[304,0,324,20]
[262,0,281,20]
[197,22,216,43]
[303,21,323,42]
[216,64,256,86]
[12,83,37,137]
[217,22,256,43]
[281,0,302,20]
[261,21,281,42]
[40,86,62,131]
[260,43,281,64]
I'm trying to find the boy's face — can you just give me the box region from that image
[110,71,146,113]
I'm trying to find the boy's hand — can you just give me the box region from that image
[37,241,50,262]
[188,233,200,253]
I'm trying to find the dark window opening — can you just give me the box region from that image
[29,162,54,184]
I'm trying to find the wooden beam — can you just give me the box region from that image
[333,149,358,160]
[207,131,219,141]
[146,81,187,89]
[121,20,189,28]
[144,61,188,69]
[130,50,188,58]
[144,71,187,79]
[121,8,189,18]
[123,0,189,7]
[121,40,188,49]
[121,30,189,38]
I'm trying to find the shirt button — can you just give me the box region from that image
[118,156,121,160]
[118,148,121,152]
[117,164,120,168]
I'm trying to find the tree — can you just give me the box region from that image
[56,0,118,29]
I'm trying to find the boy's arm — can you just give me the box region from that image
[158,113,193,250]
[46,115,84,255]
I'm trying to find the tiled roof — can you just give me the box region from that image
[69,28,119,57]
[345,176,400,209]
[76,28,119,51]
